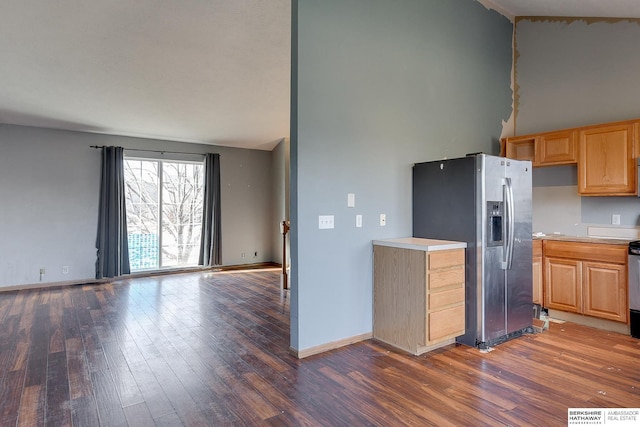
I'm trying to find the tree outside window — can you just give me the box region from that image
[124,158,204,270]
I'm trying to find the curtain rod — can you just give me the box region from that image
[89,145,219,156]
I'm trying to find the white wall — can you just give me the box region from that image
[291,0,513,351]
[0,125,100,286]
[515,18,640,233]
[0,124,275,288]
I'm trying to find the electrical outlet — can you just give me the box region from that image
[356,214,363,228]
[612,214,621,225]
[241,252,246,259]
[379,213,386,226]
[39,268,45,275]
[62,266,69,275]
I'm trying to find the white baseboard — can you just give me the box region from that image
[547,309,630,335]
[290,332,373,359]
[0,277,106,292]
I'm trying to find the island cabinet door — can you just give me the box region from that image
[582,261,627,323]
[426,250,465,344]
[544,257,582,313]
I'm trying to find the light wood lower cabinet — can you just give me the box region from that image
[373,245,465,355]
[545,257,582,313]
[582,261,627,322]
[532,240,543,305]
[543,241,628,323]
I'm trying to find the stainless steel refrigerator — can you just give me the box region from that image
[413,154,533,348]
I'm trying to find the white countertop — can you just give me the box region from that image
[372,237,467,252]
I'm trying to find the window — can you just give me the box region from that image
[124,158,204,271]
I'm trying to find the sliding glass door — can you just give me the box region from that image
[124,158,204,271]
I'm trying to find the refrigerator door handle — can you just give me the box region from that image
[503,177,515,270]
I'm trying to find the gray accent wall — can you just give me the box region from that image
[291,0,513,351]
[0,124,275,288]
[271,138,290,265]
[516,18,640,233]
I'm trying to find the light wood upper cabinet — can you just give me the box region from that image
[503,118,640,195]
[538,131,577,165]
[578,123,636,195]
[502,136,537,165]
[502,130,577,167]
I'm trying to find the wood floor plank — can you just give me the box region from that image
[122,402,155,427]
[65,337,93,400]
[153,411,185,427]
[25,304,50,387]
[8,291,26,317]
[1,316,22,372]
[117,343,176,421]
[70,396,100,427]
[18,384,44,427]
[0,369,26,426]
[91,368,128,426]
[315,365,429,426]
[47,289,65,354]
[1,268,639,427]
[71,287,109,373]
[100,342,144,407]
[45,351,72,427]
[0,294,13,324]
[243,371,320,426]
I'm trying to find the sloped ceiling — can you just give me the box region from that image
[0,0,291,150]
[1,1,638,151]
[485,0,640,20]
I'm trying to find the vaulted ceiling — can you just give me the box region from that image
[486,0,640,20]
[0,0,291,150]
[1,1,638,151]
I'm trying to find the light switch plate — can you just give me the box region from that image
[347,193,355,208]
[319,215,335,229]
[379,213,386,226]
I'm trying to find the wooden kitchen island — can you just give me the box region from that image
[373,238,467,355]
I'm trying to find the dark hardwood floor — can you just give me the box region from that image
[0,268,638,426]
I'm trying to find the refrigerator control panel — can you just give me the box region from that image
[487,201,503,247]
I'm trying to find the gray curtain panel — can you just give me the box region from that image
[199,153,222,266]
[96,146,131,279]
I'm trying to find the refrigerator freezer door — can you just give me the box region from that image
[412,154,532,347]
[504,159,533,335]
[478,155,508,343]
